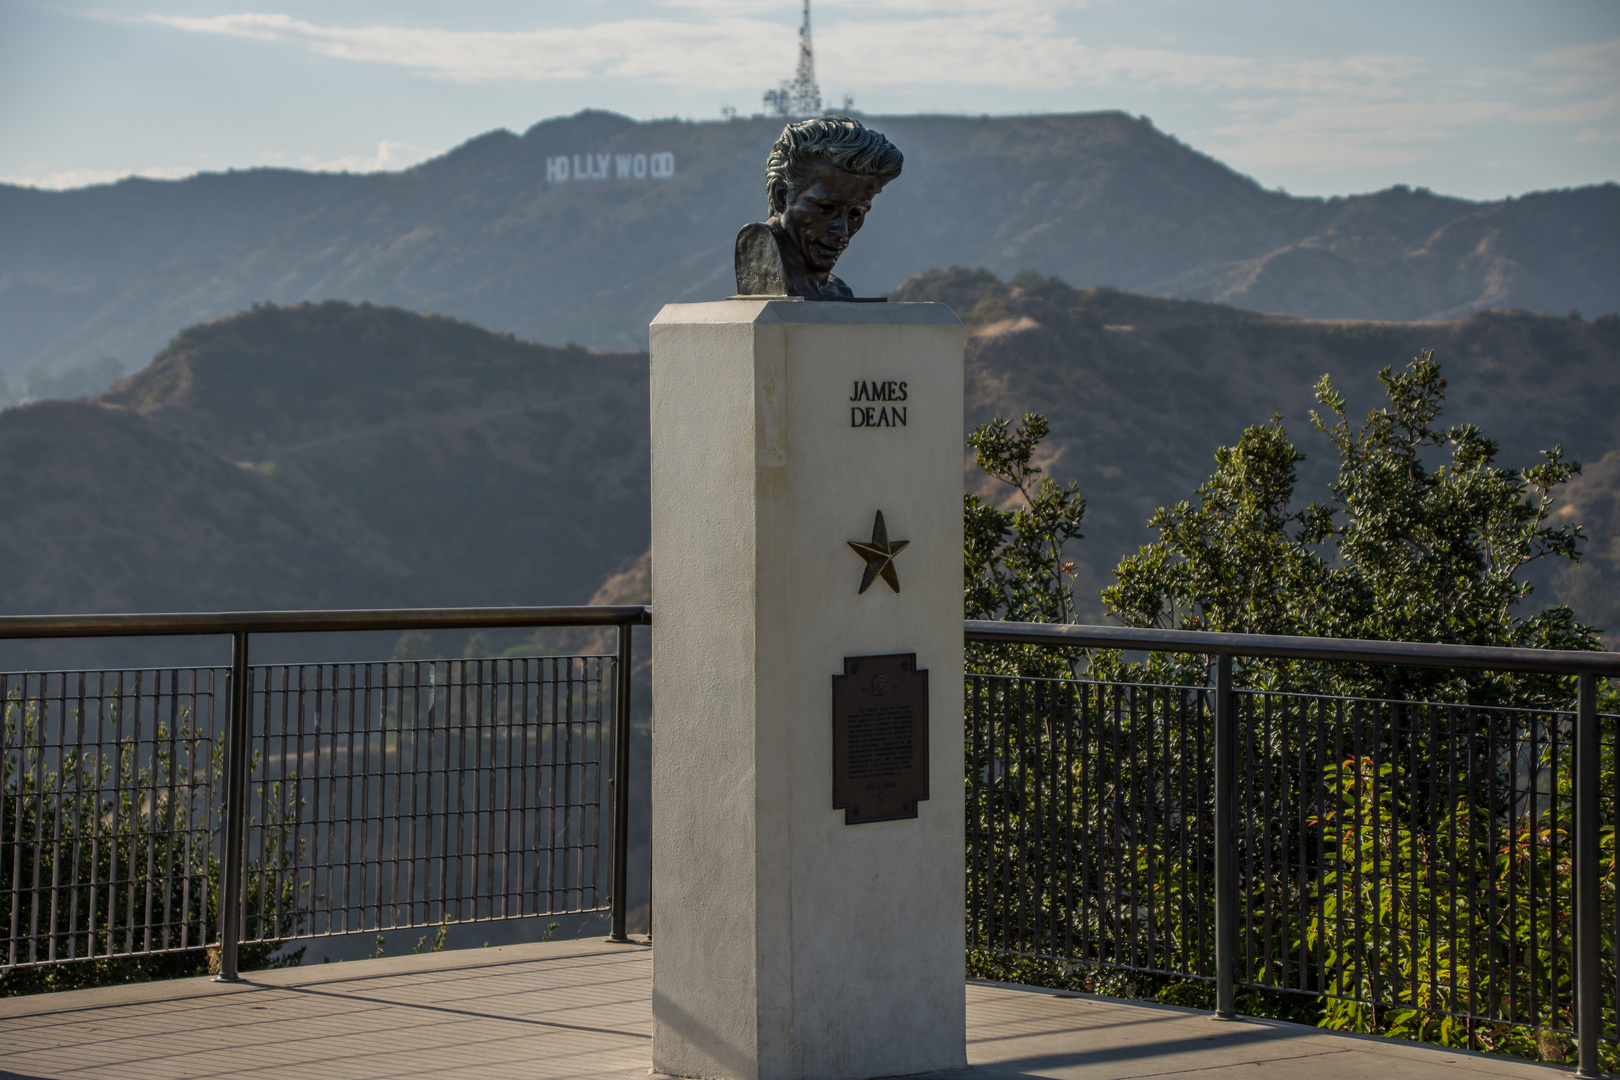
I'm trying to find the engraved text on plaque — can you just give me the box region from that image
[832,653,929,824]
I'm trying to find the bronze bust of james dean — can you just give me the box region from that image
[735,116,904,300]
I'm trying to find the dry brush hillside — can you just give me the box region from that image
[2,281,1614,655]
[892,268,1620,629]
[4,110,1614,385]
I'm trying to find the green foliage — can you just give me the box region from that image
[1099,353,1598,703]
[960,353,1619,1068]
[0,693,308,996]
[391,630,435,662]
[967,298,1010,326]
[1097,416,1333,686]
[965,413,1086,676]
[1066,306,1103,332]
[1305,743,1617,1067]
[414,917,452,954]
[886,266,1006,312]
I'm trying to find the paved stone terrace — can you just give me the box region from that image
[0,940,1573,1079]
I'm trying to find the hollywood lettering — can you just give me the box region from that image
[850,380,908,427]
[546,152,675,182]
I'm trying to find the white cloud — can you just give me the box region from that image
[143,8,1425,98]
[300,140,427,174]
[0,163,198,190]
[1512,90,1620,125]
[1187,40,1620,173]
[0,140,427,190]
[1535,38,1620,86]
[138,11,1620,178]
[147,12,789,87]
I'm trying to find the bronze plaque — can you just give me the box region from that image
[832,653,929,824]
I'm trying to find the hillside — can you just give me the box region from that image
[0,399,389,615]
[891,268,1620,629]
[0,302,649,623]
[1554,452,1620,639]
[2,286,1613,657]
[3,110,1615,385]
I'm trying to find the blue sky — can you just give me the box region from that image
[1,0,1616,199]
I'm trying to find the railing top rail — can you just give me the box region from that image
[0,605,653,641]
[965,619,1620,677]
[2,605,1610,674]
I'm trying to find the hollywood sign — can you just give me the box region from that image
[546,152,675,182]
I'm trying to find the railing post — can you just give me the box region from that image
[1213,652,1237,1020]
[607,621,634,943]
[1576,673,1601,1078]
[214,631,250,982]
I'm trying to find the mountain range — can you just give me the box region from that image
[895,268,1620,632]
[2,284,1613,663]
[3,110,1616,388]
[0,303,646,637]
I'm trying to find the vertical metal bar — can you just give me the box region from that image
[968,676,984,952]
[1079,682,1094,966]
[3,674,17,968]
[590,657,604,912]
[1014,678,1030,955]
[1127,684,1144,972]
[608,622,633,942]
[1257,692,1272,987]
[1612,696,1620,1054]
[999,679,1013,956]
[1528,707,1542,1027]
[67,674,88,960]
[1063,680,1076,965]
[1214,653,1237,1020]
[360,664,375,933]
[1194,686,1209,975]
[646,652,655,943]
[408,661,423,926]
[46,675,69,963]
[500,658,516,920]
[562,660,577,908]
[546,657,560,914]
[28,676,49,965]
[215,631,250,982]
[1575,674,1601,1079]
[1106,684,1123,966]
[1047,680,1061,964]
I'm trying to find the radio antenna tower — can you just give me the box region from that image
[764,0,823,119]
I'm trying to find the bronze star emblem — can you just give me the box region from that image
[847,510,909,594]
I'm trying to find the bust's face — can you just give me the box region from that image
[779,159,882,275]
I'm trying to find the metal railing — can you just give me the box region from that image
[965,620,1620,1078]
[1,606,649,982]
[12,602,1620,1073]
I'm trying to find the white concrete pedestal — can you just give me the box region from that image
[649,299,966,1080]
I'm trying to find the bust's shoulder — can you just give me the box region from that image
[735,220,776,246]
[818,274,854,300]
[735,222,787,296]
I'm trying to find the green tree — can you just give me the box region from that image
[1099,353,1596,703]
[1,694,308,996]
[961,354,1617,1067]
[964,413,1087,677]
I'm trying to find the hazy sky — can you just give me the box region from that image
[2,1,1616,199]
